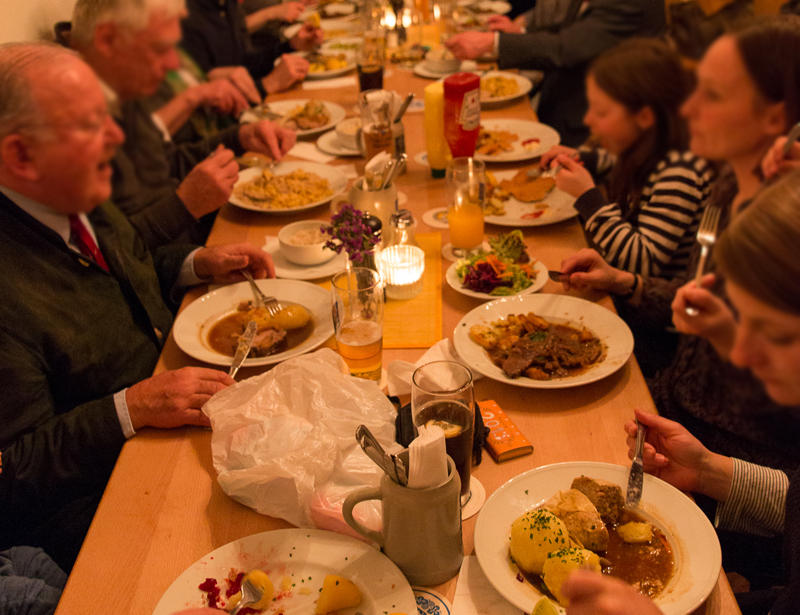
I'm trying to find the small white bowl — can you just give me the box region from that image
[424,49,461,74]
[277,221,337,266]
[335,117,361,150]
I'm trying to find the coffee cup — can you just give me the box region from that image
[342,457,463,586]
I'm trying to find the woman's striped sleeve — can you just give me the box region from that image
[715,458,788,537]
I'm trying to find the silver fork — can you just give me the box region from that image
[230,578,262,615]
[685,205,722,316]
[240,269,282,317]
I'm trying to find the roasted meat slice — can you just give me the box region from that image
[571,476,625,525]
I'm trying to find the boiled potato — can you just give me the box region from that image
[617,521,653,544]
[542,547,601,606]
[227,569,274,610]
[510,509,569,575]
[315,574,361,614]
[271,305,311,330]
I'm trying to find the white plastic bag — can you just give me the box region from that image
[204,348,398,533]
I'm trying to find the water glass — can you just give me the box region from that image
[331,268,384,382]
[411,361,475,505]
[446,157,486,257]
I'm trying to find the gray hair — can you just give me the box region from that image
[0,42,76,142]
[72,0,186,47]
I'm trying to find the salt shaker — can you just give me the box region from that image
[386,209,418,248]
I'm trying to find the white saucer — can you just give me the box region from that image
[263,236,348,280]
[422,206,449,229]
[413,60,478,79]
[413,587,453,615]
[414,151,429,167]
[462,476,485,520]
[316,130,361,157]
[442,241,491,262]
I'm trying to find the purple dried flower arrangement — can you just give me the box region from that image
[321,204,380,266]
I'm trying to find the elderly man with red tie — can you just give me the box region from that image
[0,42,271,572]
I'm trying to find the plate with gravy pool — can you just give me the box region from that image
[173,279,334,367]
[453,294,633,388]
[474,461,722,615]
[474,119,560,162]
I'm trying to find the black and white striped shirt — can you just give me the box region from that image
[574,149,716,279]
[716,458,789,536]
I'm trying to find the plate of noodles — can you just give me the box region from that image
[230,162,346,213]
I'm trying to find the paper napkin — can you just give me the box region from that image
[386,339,482,397]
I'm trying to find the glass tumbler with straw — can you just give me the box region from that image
[446,157,486,257]
[331,267,384,382]
[411,361,475,505]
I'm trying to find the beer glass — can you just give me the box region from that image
[411,361,475,505]
[446,157,486,257]
[331,268,384,382]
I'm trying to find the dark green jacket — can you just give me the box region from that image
[0,191,194,553]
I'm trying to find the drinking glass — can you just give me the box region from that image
[358,89,394,160]
[357,30,386,92]
[331,268,384,382]
[411,361,475,505]
[446,157,486,257]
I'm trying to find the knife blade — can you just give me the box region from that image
[548,270,565,283]
[626,419,648,508]
[229,320,258,379]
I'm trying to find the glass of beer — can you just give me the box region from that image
[358,89,394,160]
[446,157,486,257]
[331,267,384,382]
[357,30,385,92]
[411,361,475,505]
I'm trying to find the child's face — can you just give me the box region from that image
[583,75,651,155]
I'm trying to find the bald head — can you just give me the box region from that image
[0,42,78,142]
[0,42,124,214]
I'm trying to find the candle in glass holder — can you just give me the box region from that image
[379,245,425,300]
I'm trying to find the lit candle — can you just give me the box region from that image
[379,245,425,300]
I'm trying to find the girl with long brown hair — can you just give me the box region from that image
[542,38,716,279]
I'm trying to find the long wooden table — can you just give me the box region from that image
[54,65,740,615]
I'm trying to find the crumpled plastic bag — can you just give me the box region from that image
[204,348,398,534]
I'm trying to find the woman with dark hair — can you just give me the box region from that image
[560,170,800,615]
[542,38,715,279]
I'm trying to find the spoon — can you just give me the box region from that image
[356,425,399,482]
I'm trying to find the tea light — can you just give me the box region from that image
[379,245,425,300]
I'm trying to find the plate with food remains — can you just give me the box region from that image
[446,230,548,299]
[474,119,560,162]
[479,71,533,106]
[321,36,362,52]
[230,162,346,214]
[304,51,356,79]
[173,279,334,368]
[484,168,577,227]
[461,0,512,15]
[152,528,417,615]
[473,461,722,615]
[241,99,346,138]
[452,294,634,388]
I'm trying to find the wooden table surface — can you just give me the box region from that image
[54,63,740,615]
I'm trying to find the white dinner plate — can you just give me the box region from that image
[452,294,634,388]
[469,0,512,15]
[241,99,347,138]
[316,130,361,157]
[230,162,346,214]
[445,259,547,300]
[152,529,417,615]
[322,19,361,39]
[474,462,722,615]
[476,119,560,162]
[172,279,334,367]
[304,51,357,80]
[264,236,348,280]
[485,169,577,227]
[320,36,363,52]
[479,71,534,107]
[318,2,358,19]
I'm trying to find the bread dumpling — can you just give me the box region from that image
[541,547,601,606]
[543,489,608,551]
[571,476,625,524]
[510,509,569,575]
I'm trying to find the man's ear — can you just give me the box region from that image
[92,21,120,57]
[0,134,40,181]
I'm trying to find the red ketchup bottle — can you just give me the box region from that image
[443,72,481,158]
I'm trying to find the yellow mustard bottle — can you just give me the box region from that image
[424,82,452,179]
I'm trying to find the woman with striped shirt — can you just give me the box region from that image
[560,170,800,615]
[542,38,715,279]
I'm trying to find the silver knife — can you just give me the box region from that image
[625,419,648,508]
[228,320,258,379]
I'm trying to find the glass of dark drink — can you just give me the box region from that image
[357,30,386,92]
[411,361,475,506]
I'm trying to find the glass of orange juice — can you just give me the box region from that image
[446,157,486,257]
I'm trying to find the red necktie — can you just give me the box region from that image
[69,215,109,272]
